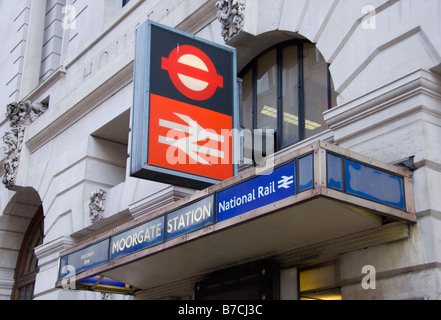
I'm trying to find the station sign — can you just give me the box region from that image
[58,142,414,285]
[216,162,297,223]
[166,195,215,240]
[131,21,237,189]
[110,215,164,261]
[58,239,109,280]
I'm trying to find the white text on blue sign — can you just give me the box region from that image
[216,162,296,223]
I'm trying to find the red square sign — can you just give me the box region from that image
[148,94,233,181]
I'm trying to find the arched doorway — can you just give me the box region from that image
[11,205,44,300]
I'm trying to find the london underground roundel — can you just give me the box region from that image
[161,45,224,101]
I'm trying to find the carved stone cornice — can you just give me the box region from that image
[216,0,246,42]
[2,101,47,189]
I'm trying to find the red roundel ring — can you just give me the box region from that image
[161,45,224,101]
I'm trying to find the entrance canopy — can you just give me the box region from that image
[56,141,415,294]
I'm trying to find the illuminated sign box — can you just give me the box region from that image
[131,21,238,189]
[58,142,415,286]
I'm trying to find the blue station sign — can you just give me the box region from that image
[166,195,215,240]
[58,141,414,286]
[217,162,297,223]
[110,215,164,261]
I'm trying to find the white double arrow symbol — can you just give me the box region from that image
[158,113,224,165]
[278,175,294,189]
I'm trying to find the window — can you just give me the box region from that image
[11,206,44,300]
[240,41,337,156]
[122,0,131,7]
